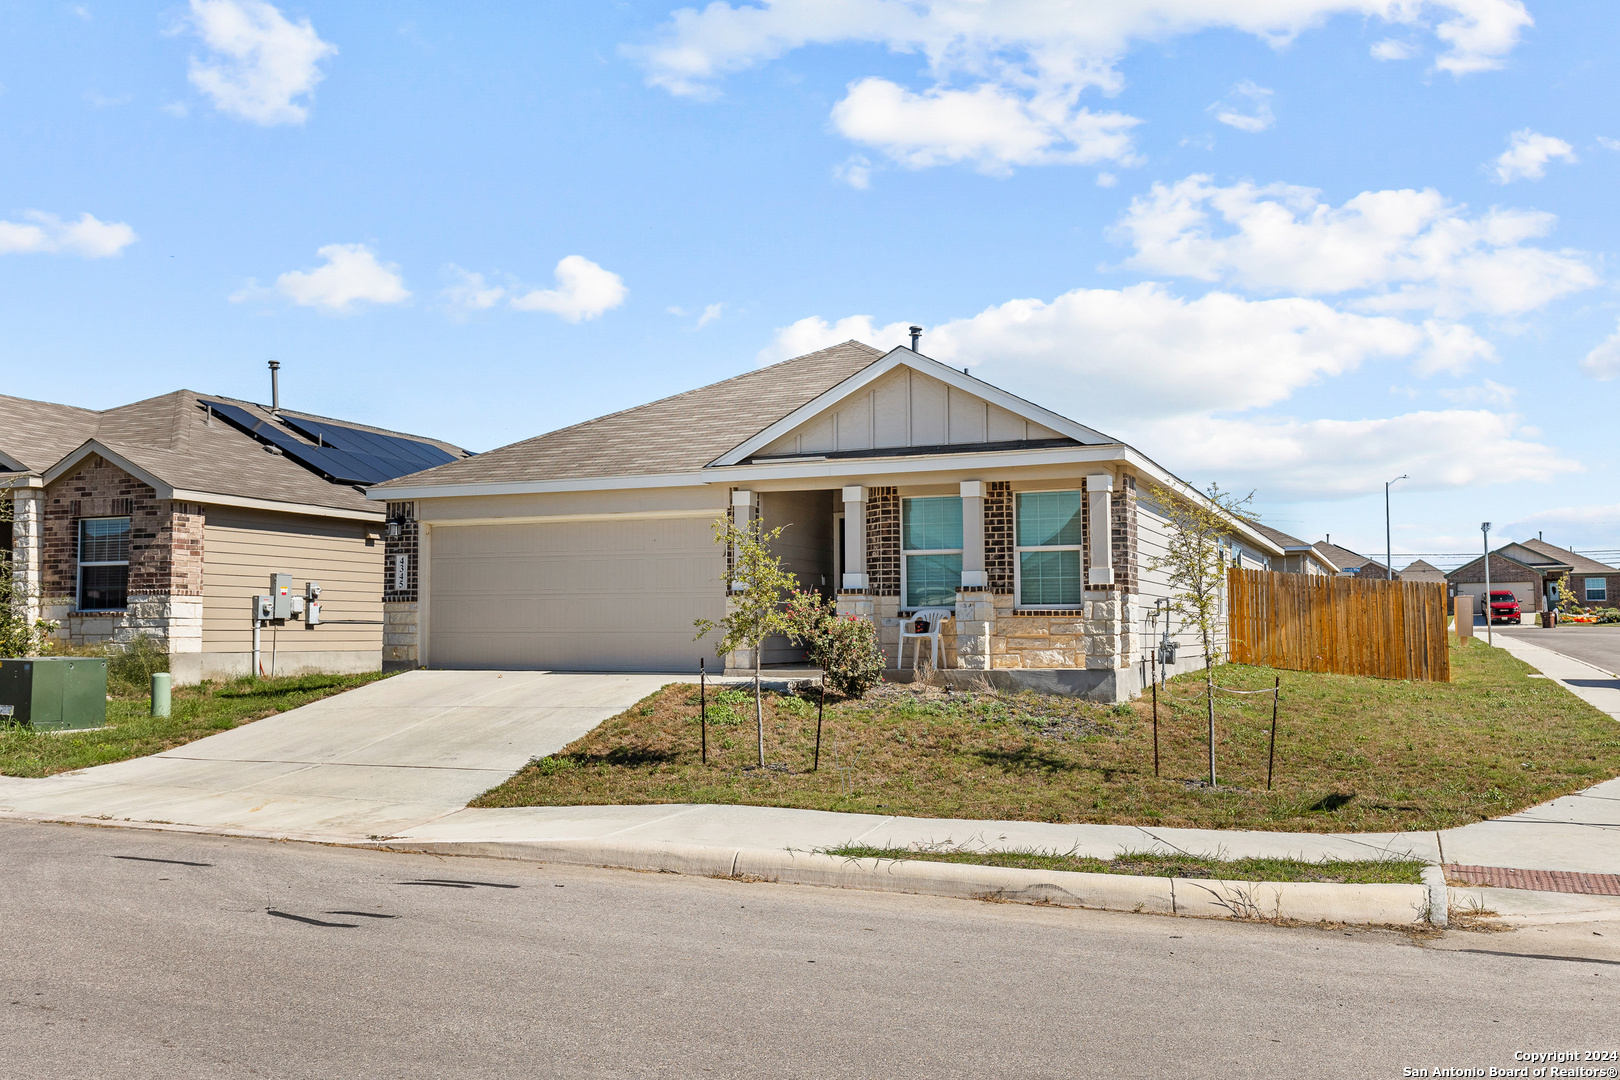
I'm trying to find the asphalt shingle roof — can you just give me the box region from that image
[1,390,467,515]
[374,340,886,489]
[1515,538,1616,575]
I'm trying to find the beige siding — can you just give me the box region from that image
[427,515,726,671]
[1135,492,1224,662]
[203,508,383,653]
[759,366,1062,456]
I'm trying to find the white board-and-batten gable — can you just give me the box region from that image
[721,348,1107,464]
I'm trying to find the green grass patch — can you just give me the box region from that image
[0,670,391,777]
[473,637,1620,832]
[823,844,1426,884]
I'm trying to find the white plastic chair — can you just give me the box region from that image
[900,608,953,670]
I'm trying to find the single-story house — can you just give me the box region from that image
[1398,559,1448,585]
[370,340,1292,701]
[1311,539,1391,579]
[1448,539,1617,613]
[0,389,467,682]
[1248,523,1338,575]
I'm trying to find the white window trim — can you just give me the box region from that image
[1013,490,1085,611]
[77,515,131,613]
[1586,577,1608,602]
[899,496,962,612]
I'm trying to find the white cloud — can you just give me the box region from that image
[441,266,505,311]
[830,77,1142,174]
[162,101,190,118]
[630,2,1527,176]
[1209,81,1274,133]
[1583,323,1620,380]
[0,211,137,258]
[509,256,628,322]
[186,0,336,125]
[762,283,1432,418]
[1438,378,1516,405]
[1111,175,1597,318]
[273,243,409,311]
[833,155,873,189]
[1599,136,1620,152]
[1371,38,1417,60]
[696,302,724,328]
[1490,129,1577,184]
[1131,410,1576,499]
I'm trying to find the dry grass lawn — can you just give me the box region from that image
[474,638,1620,832]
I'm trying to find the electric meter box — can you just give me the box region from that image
[269,573,294,621]
[0,657,108,731]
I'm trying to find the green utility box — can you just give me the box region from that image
[0,657,108,731]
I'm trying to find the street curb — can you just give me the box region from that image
[362,837,1434,926]
[1421,865,1450,927]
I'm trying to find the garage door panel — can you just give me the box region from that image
[429,518,726,671]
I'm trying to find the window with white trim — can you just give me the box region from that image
[78,516,130,611]
[1014,491,1084,608]
[901,496,962,609]
[1586,577,1608,603]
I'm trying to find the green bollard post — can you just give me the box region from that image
[151,672,172,718]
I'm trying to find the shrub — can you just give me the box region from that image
[1598,608,1620,625]
[105,635,170,697]
[783,590,886,699]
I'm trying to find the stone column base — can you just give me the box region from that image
[384,601,420,672]
[953,589,994,670]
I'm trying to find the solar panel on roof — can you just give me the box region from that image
[278,415,458,475]
[202,400,437,486]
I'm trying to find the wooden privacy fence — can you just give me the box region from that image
[1227,568,1451,682]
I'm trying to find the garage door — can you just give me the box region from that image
[427,516,726,671]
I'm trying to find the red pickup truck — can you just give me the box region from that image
[1486,590,1521,624]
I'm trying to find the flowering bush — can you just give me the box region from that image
[783,589,886,699]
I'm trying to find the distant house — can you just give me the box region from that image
[1399,559,1448,584]
[1444,538,1618,613]
[1311,539,1391,580]
[1248,523,1338,575]
[1,390,468,682]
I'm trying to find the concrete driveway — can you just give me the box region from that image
[0,670,671,841]
[1497,624,1620,675]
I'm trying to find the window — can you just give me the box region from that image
[78,516,130,611]
[1015,491,1084,607]
[1587,577,1609,603]
[901,496,962,609]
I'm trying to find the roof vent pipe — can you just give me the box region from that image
[909,325,922,352]
[268,360,281,413]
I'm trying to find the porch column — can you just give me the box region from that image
[730,489,754,592]
[841,485,867,590]
[1086,472,1114,586]
[959,480,986,588]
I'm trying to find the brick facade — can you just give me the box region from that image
[41,456,203,603]
[1109,475,1138,594]
[382,500,419,603]
[865,486,900,597]
[984,481,1014,595]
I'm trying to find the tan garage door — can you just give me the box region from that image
[427,516,726,671]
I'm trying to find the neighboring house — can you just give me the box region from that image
[1399,559,1448,585]
[1443,539,1603,614]
[1248,523,1338,575]
[0,390,467,682]
[370,341,1290,701]
[1515,538,1617,611]
[1311,540,1390,579]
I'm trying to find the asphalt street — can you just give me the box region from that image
[3,821,1616,1079]
[1499,625,1620,675]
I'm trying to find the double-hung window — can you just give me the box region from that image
[1587,577,1609,603]
[901,496,962,609]
[78,516,131,612]
[1015,491,1084,608]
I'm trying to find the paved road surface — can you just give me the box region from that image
[3,820,1615,1080]
[1499,625,1620,675]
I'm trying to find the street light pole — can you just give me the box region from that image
[1385,475,1407,582]
[1481,521,1493,646]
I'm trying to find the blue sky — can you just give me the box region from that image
[2,0,1616,567]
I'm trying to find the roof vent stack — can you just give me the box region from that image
[268,360,281,413]
[909,325,922,352]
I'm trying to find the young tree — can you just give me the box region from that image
[1553,571,1585,618]
[1144,481,1254,788]
[694,514,800,766]
[0,495,55,658]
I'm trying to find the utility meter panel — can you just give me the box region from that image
[269,573,294,621]
[253,595,274,622]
